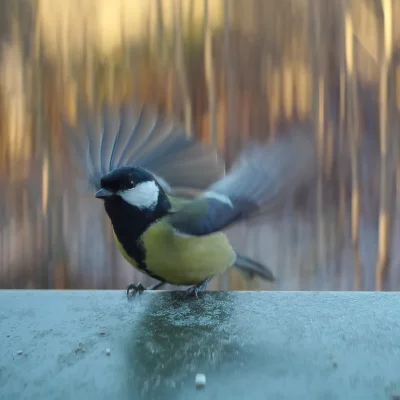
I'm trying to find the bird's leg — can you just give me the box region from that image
[183,277,212,298]
[126,281,165,297]
[147,281,166,290]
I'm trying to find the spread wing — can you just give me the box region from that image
[168,131,316,236]
[63,102,225,194]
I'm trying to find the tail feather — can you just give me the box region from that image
[234,253,275,282]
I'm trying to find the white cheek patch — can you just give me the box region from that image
[119,181,159,210]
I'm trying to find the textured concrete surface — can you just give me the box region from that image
[1,291,400,400]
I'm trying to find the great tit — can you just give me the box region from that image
[65,103,315,296]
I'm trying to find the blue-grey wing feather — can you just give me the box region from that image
[168,197,248,236]
[169,130,316,236]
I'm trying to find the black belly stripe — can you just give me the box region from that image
[129,238,166,282]
[104,194,171,283]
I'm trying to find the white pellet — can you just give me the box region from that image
[16,350,23,355]
[195,373,206,388]
[105,348,111,355]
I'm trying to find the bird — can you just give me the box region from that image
[64,102,316,296]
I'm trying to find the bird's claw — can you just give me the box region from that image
[183,277,211,299]
[126,283,146,297]
[183,285,202,298]
[126,281,165,298]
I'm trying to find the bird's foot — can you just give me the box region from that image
[183,277,212,299]
[126,283,146,297]
[126,281,165,298]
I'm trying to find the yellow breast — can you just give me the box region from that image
[140,220,236,285]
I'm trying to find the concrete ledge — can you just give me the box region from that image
[1,290,400,399]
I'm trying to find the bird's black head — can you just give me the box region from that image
[95,166,169,212]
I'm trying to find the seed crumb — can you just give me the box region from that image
[16,350,23,355]
[195,373,206,388]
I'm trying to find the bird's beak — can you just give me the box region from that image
[95,188,114,199]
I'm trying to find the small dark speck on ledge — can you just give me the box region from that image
[74,345,85,354]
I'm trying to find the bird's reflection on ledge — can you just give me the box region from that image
[122,291,245,399]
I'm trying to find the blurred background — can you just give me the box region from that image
[0,0,399,291]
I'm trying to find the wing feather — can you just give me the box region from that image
[169,130,316,236]
[63,102,225,193]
